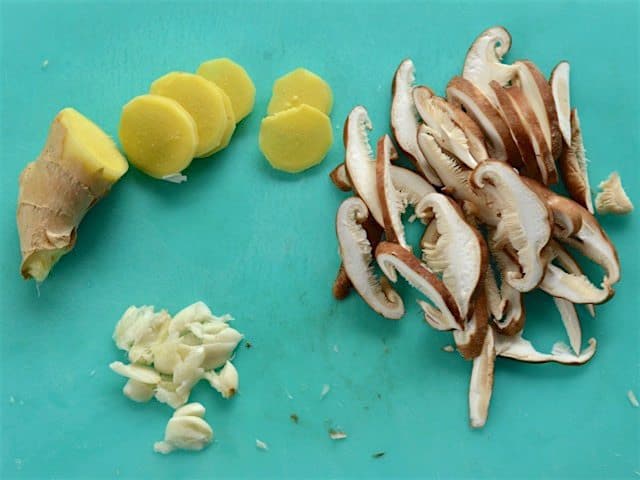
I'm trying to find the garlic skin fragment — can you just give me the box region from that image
[595,172,633,215]
[154,403,213,454]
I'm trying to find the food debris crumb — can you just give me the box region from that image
[256,439,268,451]
[290,413,299,424]
[372,452,385,459]
[408,214,418,223]
[442,345,455,352]
[285,389,293,400]
[329,429,347,440]
[41,59,49,69]
[245,341,252,349]
[376,393,381,399]
[333,344,339,353]
[9,396,15,404]
[628,390,639,408]
[15,458,23,470]
[321,384,331,398]
[89,370,96,377]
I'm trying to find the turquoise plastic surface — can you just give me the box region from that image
[1,1,638,478]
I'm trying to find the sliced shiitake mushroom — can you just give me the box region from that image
[524,178,620,287]
[539,239,612,305]
[375,242,463,330]
[503,86,557,184]
[488,239,526,336]
[446,76,521,165]
[461,26,518,102]
[344,106,386,226]
[376,134,408,247]
[494,331,596,365]
[553,296,582,355]
[415,192,488,319]
[329,163,353,192]
[391,60,442,186]
[413,91,477,168]
[437,99,489,162]
[336,197,404,319]
[515,60,563,161]
[550,61,572,146]
[558,109,594,213]
[471,161,552,292]
[468,326,495,428]
[454,287,490,360]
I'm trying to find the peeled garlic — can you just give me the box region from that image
[204,361,238,398]
[154,403,213,454]
[123,379,155,402]
[109,361,161,385]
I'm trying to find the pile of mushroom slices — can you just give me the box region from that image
[329,26,624,428]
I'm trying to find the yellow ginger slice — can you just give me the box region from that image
[197,58,256,123]
[17,108,128,281]
[259,104,332,173]
[201,90,236,156]
[119,95,198,179]
[267,68,333,115]
[150,72,227,157]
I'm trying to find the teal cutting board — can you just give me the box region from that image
[1,1,638,478]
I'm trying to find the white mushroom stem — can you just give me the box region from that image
[468,327,495,429]
[494,333,596,365]
[390,60,442,186]
[376,242,462,330]
[550,61,572,146]
[336,197,405,319]
[559,109,594,213]
[471,161,552,292]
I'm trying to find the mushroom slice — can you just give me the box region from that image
[329,163,435,202]
[376,135,408,247]
[488,242,526,336]
[413,92,477,168]
[415,193,487,319]
[468,327,495,429]
[515,60,563,161]
[329,163,352,192]
[438,100,489,162]
[336,197,404,319]
[595,172,633,215]
[559,109,594,213]
[490,81,539,179]
[454,288,490,360]
[524,178,620,287]
[503,86,557,184]
[483,263,505,320]
[550,61,571,146]
[494,332,596,365]
[471,161,552,292]
[390,61,442,186]
[375,241,462,330]
[553,297,582,355]
[462,26,518,102]
[344,106,385,226]
[446,76,520,164]
[539,240,612,305]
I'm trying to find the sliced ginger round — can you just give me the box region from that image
[150,72,228,157]
[259,104,333,173]
[196,58,256,123]
[267,68,333,115]
[201,90,236,157]
[119,95,198,179]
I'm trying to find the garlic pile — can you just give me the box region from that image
[153,402,214,454]
[110,301,242,408]
[331,26,630,428]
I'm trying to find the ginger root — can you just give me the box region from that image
[17,108,128,281]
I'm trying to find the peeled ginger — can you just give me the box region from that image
[259,104,333,173]
[197,58,256,123]
[150,72,228,157]
[119,95,198,179]
[267,68,333,115]
[17,108,128,281]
